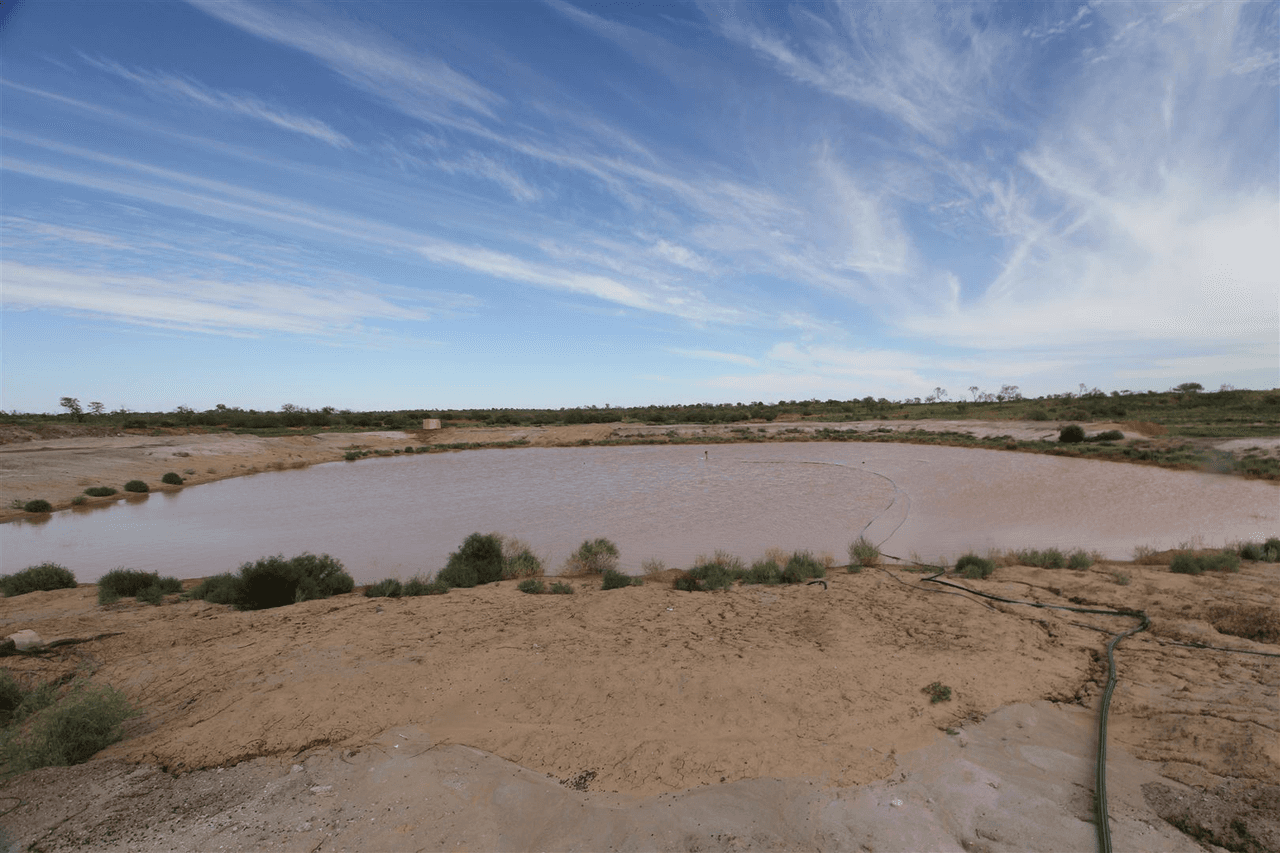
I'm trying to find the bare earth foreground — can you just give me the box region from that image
[1,427,1278,852]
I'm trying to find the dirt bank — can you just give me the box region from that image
[2,558,1277,851]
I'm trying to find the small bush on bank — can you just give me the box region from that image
[97,569,182,605]
[923,682,952,704]
[185,573,241,605]
[744,558,783,585]
[848,536,881,570]
[601,569,640,590]
[549,581,574,594]
[675,557,737,592]
[1,671,57,728]
[1027,408,1050,421]
[1067,550,1093,570]
[641,558,668,575]
[364,578,403,598]
[1170,551,1240,575]
[956,553,995,579]
[1,562,77,597]
[23,499,53,513]
[71,495,87,506]
[562,538,620,576]
[517,578,545,594]
[123,480,149,493]
[1058,425,1086,444]
[161,472,184,485]
[1201,604,1280,644]
[1239,540,1280,562]
[502,538,544,580]
[238,553,353,609]
[403,577,448,596]
[1,679,138,776]
[1015,548,1066,569]
[438,533,505,588]
[1267,538,1280,561]
[1087,430,1124,442]
[781,551,825,584]
[83,487,117,497]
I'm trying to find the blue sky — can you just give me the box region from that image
[2,0,1276,413]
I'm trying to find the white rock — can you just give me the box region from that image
[6,630,43,650]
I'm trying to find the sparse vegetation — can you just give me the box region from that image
[848,535,881,570]
[562,538,620,576]
[1058,424,1086,444]
[549,581,574,594]
[1066,550,1093,570]
[185,553,353,609]
[123,480,149,493]
[364,578,403,598]
[161,472,184,485]
[97,568,182,606]
[22,499,53,513]
[517,578,546,594]
[1201,604,1280,644]
[1087,430,1125,442]
[923,682,952,704]
[744,558,783,585]
[1170,551,1241,575]
[601,569,640,590]
[437,532,506,588]
[83,486,117,497]
[71,495,87,506]
[956,553,995,579]
[1,562,77,597]
[675,556,737,592]
[404,577,448,596]
[1237,539,1280,562]
[1014,547,1067,569]
[641,558,668,575]
[1110,570,1131,586]
[501,537,544,580]
[1,677,138,777]
[781,550,825,584]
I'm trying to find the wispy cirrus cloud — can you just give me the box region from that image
[82,55,354,148]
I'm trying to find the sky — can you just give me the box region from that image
[1,0,1277,413]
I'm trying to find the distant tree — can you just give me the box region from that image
[997,384,1022,402]
[969,386,981,402]
[280,403,299,413]
[88,401,106,417]
[1173,382,1203,393]
[59,397,84,422]
[1219,384,1235,392]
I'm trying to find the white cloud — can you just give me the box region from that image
[669,348,757,366]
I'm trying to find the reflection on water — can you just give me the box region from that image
[2,443,1276,584]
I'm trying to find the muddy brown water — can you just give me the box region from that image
[2,443,1276,584]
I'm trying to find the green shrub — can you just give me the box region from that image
[1016,548,1066,569]
[677,557,738,592]
[22,499,52,513]
[1027,408,1050,421]
[848,536,881,569]
[123,480,149,493]
[518,578,546,594]
[161,472,184,485]
[404,446,415,453]
[1239,541,1265,561]
[83,487,117,497]
[744,558,783,585]
[1066,550,1093,570]
[1,680,138,775]
[1058,425,1085,444]
[135,585,164,605]
[97,568,179,605]
[0,671,56,729]
[549,581,574,594]
[504,549,544,580]
[71,495,87,506]
[563,538,620,575]
[781,551,825,584]
[1266,538,1280,561]
[1170,551,1241,575]
[185,573,241,605]
[1088,430,1124,442]
[601,569,638,590]
[343,451,361,461]
[236,553,353,609]
[0,562,77,597]
[364,578,403,598]
[439,533,505,588]
[956,553,995,579]
[923,682,952,704]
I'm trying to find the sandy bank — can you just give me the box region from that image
[2,559,1277,851]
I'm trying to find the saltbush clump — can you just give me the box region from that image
[0,678,138,776]
[781,551,825,584]
[123,480,149,493]
[1170,551,1241,575]
[502,539,544,580]
[744,558,783,585]
[1239,539,1280,562]
[437,533,505,589]
[0,562,77,597]
[1058,425,1086,444]
[161,472,184,485]
[83,487,117,497]
[956,553,995,579]
[1087,430,1124,442]
[403,577,448,596]
[71,495,87,506]
[97,569,182,605]
[186,554,353,609]
[364,578,403,598]
[23,499,53,513]
[562,538,620,576]
[923,682,952,704]
[848,536,881,570]
[549,581,575,594]
[518,578,546,594]
[1015,548,1066,569]
[1066,550,1093,570]
[601,569,640,590]
[185,573,241,605]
